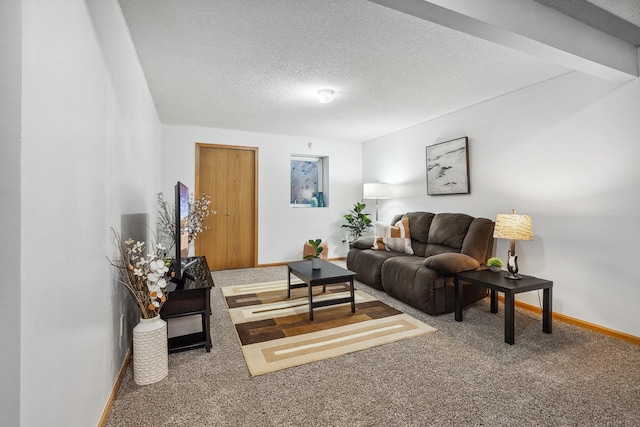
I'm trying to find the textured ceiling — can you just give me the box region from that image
[118,0,638,143]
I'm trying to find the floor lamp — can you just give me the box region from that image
[363,182,391,221]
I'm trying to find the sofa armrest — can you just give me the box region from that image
[350,237,375,250]
[424,253,480,275]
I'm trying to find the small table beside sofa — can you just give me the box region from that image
[454,270,552,344]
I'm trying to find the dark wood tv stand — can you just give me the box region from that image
[161,256,214,353]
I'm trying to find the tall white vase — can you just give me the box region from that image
[133,316,168,385]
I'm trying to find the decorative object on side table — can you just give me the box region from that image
[493,210,533,280]
[108,230,172,385]
[303,239,325,269]
[341,201,372,242]
[487,257,504,272]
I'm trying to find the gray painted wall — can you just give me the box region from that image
[17,0,160,425]
[0,0,22,425]
[363,71,640,338]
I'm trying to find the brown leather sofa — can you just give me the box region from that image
[347,211,495,315]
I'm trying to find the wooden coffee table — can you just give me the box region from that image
[287,260,356,321]
[454,270,553,345]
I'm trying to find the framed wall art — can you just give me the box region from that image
[290,156,329,207]
[426,137,470,195]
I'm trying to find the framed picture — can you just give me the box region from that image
[426,137,470,195]
[290,157,321,207]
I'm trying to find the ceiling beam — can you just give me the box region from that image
[368,0,638,82]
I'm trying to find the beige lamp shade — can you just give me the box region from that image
[363,182,391,199]
[493,213,533,241]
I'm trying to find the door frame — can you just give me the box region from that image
[194,143,259,268]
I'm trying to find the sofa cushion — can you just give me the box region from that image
[382,256,487,315]
[424,253,480,275]
[403,212,434,244]
[427,213,473,248]
[372,217,413,255]
[461,218,495,262]
[350,237,374,250]
[424,213,475,257]
[382,258,445,313]
[402,212,435,257]
[346,247,410,291]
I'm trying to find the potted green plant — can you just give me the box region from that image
[304,239,324,269]
[342,202,372,242]
[487,257,504,272]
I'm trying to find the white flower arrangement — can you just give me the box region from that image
[157,192,215,248]
[109,230,173,319]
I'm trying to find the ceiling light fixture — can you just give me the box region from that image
[317,88,335,104]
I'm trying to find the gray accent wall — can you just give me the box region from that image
[0,0,22,426]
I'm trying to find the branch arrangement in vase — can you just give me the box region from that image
[108,229,173,319]
[157,192,216,248]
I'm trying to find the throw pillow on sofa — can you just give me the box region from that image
[372,217,414,254]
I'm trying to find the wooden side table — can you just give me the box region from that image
[454,270,552,345]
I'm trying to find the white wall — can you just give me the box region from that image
[363,71,640,337]
[161,124,363,264]
[19,1,161,426]
[0,0,22,425]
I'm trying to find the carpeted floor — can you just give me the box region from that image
[106,262,640,426]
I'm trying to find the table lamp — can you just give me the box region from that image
[493,210,533,279]
[363,181,390,221]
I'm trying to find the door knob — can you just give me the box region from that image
[226,212,231,216]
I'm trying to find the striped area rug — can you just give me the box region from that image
[222,279,436,376]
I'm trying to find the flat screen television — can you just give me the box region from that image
[173,181,190,282]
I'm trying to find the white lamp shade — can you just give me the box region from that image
[493,213,533,241]
[363,182,391,199]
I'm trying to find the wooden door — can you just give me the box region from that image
[195,144,257,270]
